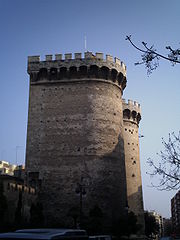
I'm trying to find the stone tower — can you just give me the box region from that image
[122,99,144,230]
[26,52,128,230]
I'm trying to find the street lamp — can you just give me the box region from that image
[75,177,86,228]
[15,146,23,165]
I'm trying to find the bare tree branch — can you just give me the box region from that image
[147,132,180,190]
[126,35,180,74]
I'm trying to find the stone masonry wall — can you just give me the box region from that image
[26,52,127,229]
[0,175,36,224]
[122,99,145,232]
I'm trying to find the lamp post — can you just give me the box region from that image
[75,177,86,228]
[15,146,23,165]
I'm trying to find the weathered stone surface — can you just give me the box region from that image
[122,99,145,232]
[0,175,36,224]
[25,52,144,232]
[26,53,127,229]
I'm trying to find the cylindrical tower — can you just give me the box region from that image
[26,52,127,230]
[122,99,145,231]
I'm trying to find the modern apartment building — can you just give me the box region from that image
[171,190,180,234]
[0,160,16,175]
[148,210,163,237]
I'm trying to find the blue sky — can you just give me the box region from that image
[0,0,180,218]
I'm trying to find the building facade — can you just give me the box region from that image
[148,211,163,238]
[0,175,36,225]
[162,218,172,237]
[0,160,17,175]
[171,190,180,235]
[25,52,144,231]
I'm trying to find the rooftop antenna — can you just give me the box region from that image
[16,146,23,166]
[84,35,87,52]
[1,150,5,160]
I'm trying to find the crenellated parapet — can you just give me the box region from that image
[7,182,36,194]
[122,99,141,125]
[27,52,127,90]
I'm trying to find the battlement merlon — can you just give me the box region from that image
[27,52,127,76]
[122,99,141,113]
